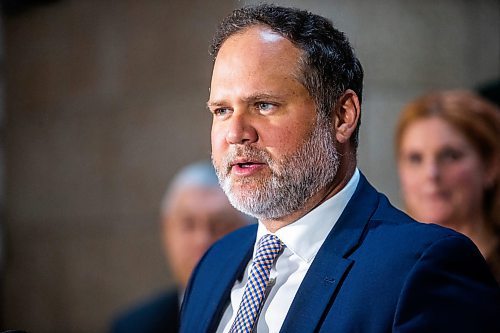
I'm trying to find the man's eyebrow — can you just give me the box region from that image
[244,93,283,103]
[206,100,224,108]
[207,93,284,108]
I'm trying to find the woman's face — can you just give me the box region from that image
[398,116,490,227]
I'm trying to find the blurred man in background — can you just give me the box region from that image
[111,161,250,333]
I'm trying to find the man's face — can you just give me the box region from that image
[209,26,339,221]
[163,186,246,288]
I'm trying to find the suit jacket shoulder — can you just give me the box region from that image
[180,173,500,333]
[111,289,180,333]
[180,224,256,332]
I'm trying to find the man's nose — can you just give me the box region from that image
[225,112,258,145]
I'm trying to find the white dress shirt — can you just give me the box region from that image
[217,169,360,333]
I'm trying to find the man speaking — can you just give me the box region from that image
[180,4,500,333]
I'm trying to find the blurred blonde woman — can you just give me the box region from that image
[395,90,499,282]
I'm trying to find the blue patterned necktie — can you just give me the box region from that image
[229,234,283,333]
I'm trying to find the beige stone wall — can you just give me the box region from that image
[1,1,499,332]
[2,1,233,332]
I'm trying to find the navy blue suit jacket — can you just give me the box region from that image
[111,289,179,333]
[180,173,500,332]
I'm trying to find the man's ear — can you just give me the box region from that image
[334,89,360,144]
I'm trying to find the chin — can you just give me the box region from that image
[230,181,262,195]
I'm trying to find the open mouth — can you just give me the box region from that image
[230,160,265,172]
[235,162,257,168]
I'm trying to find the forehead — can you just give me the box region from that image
[402,117,470,149]
[222,25,289,48]
[210,26,306,102]
[214,25,302,75]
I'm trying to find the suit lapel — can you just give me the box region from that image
[280,173,380,333]
[205,225,256,332]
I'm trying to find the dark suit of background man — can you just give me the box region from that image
[110,161,249,333]
[180,4,500,333]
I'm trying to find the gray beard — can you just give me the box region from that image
[213,115,340,221]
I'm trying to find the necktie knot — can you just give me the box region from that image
[253,234,283,268]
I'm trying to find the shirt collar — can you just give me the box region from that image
[256,168,360,263]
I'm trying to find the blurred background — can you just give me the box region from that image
[0,0,498,332]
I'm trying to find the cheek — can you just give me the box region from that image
[263,125,309,157]
[398,165,419,192]
[446,162,483,191]
[267,132,293,151]
[211,126,226,156]
[167,232,192,259]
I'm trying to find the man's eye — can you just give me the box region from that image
[256,102,275,112]
[212,108,231,117]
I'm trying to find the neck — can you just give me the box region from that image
[262,161,356,233]
[453,217,498,259]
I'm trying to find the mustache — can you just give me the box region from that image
[220,146,273,173]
